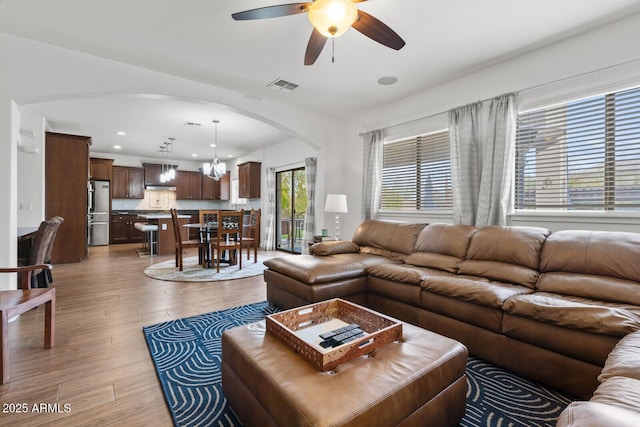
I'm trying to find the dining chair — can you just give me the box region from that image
[199,209,218,225]
[18,218,59,288]
[211,210,243,273]
[242,208,261,263]
[42,216,64,286]
[0,264,55,384]
[170,209,205,271]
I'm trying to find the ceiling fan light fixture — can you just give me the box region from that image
[308,0,358,38]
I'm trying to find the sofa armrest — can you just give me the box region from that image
[557,401,640,427]
[310,240,359,256]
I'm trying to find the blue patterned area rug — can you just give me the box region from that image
[143,302,573,427]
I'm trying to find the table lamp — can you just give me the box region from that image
[324,194,348,240]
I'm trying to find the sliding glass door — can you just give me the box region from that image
[276,167,307,253]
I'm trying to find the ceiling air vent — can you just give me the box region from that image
[267,78,299,92]
[184,121,202,127]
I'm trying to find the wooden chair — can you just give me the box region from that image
[199,209,218,225]
[242,208,261,263]
[170,209,205,271]
[42,216,64,286]
[18,218,60,288]
[211,210,243,273]
[0,264,55,384]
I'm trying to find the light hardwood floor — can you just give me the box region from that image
[0,244,270,426]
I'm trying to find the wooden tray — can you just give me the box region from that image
[266,299,402,371]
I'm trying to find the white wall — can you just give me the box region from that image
[17,114,46,227]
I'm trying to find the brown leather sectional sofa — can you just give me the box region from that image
[263,220,640,423]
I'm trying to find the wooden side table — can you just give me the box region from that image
[0,288,56,384]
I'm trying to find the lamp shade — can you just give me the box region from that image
[308,0,358,38]
[324,194,348,213]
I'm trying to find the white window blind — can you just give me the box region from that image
[380,130,452,211]
[515,85,640,211]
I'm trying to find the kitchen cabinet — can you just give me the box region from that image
[143,163,178,187]
[45,132,91,264]
[113,166,144,199]
[176,171,202,200]
[202,171,230,200]
[90,158,113,181]
[238,161,261,198]
[111,213,144,244]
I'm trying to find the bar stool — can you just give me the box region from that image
[134,222,158,256]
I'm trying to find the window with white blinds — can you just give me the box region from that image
[515,85,640,211]
[380,130,452,211]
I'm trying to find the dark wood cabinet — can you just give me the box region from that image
[176,171,202,200]
[90,158,113,181]
[45,132,91,264]
[113,166,144,199]
[143,163,178,187]
[220,171,231,200]
[202,171,230,200]
[238,161,261,199]
[111,213,144,244]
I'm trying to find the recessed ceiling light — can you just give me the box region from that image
[377,76,398,86]
[227,154,233,158]
[116,131,126,136]
[210,144,216,147]
[113,145,122,149]
[192,154,198,157]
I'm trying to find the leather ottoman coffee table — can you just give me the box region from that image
[222,320,468,426]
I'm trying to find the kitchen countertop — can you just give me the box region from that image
[138,213,191,219]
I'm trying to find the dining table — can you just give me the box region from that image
[183,222,238,269]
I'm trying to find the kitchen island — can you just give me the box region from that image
[138,213,191,256]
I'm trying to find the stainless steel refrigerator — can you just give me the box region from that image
[88,180,110,246]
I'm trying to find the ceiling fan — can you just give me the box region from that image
[232,0,405,65]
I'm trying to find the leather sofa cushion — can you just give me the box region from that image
[309,240,359,256]
[592,376,640,412]
[540,230,640,283]
[458,225,549,288]
[464,225,550,269]
[413,223,477,258]
[458,259,539,289]
[368,264,454,286]
[537,272,640,306]
[599,330,640,382]
[352,220,425,255]
[503,292,640,337]
[404,252,461,273]
[264,253,399,284]
[359,246,407,261]
[421,276,533,309]
[557,401,640,427]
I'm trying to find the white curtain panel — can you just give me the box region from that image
[361,129,384,221]
[449,102,482,225]
[303,157,317,254]
[479,93,517,226]
[264,167,276,250]
[449,93,517,226]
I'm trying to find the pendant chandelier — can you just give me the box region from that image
[204,119,226,181]
[159,138,176,183]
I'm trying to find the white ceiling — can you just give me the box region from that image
[3,0,640,162]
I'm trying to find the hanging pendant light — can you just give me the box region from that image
[205,119,226,181]
[167,137,176,180]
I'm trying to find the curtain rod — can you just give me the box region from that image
[359,57,640,137]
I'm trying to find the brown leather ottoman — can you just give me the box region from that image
[222,320,468,427]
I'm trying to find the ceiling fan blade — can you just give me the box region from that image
[351,9,405,50]
[304,28,327,66]
[232,3,312,20]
